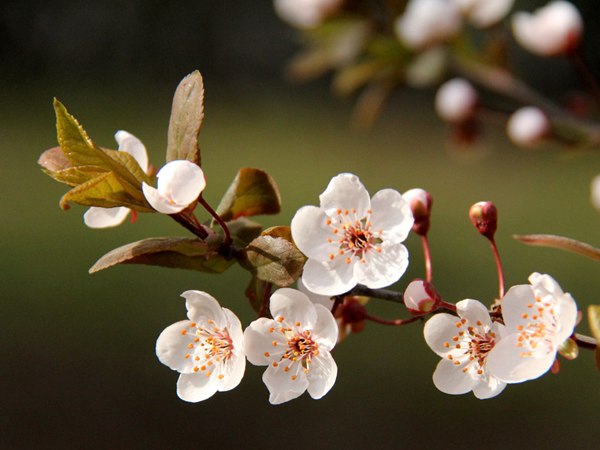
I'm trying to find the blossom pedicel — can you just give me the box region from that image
[244,288,339,405]
[291,173,414,296]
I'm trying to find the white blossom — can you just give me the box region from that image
[142,160,206,214]
[512,1,583,57]
[155,291,245,402]
[84,131,149,228]
[435,78,478,124]
[486,273,577,383]
[244,288,339,404]
[273,0,344,29]
[452,0,514,28]
[506,106,550,148]
[395,0,463,50]
[291,173,413,296]
[424,299,507,399]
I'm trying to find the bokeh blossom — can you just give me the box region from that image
[487,273,577,383]
[142,160,206,214]
[84,131,149,228]
[244,288,338,404]
[291,173,413,296]
[155,291,245,402]
[424,299,507,399]
[512,1,583,57]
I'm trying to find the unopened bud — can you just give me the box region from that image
[404,279,440,314]
[339,297,367,325]
[512,1,582,57]
[403,188,433,236]
[506,106,550,148]
[469,201,498,240]
[435,78,479,124]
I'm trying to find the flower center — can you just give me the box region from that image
[267,319,320,380]
[515,296,558,357]
[325,208,383,264]
[444,318,497,377]
[182,320,233,378]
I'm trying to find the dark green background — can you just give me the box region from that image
[2,1,599,448]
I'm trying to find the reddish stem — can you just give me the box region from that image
[257,283,273,318]
[489,238,505,299]
[198,195,232,248]
[438,300,457,312]
[421,234,433,282]
[364,314,420,326]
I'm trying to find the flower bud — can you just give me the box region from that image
[469,201,498,240]
[403,188,433,236]
[395,0,462,50]
[404,279,440,314]
[512,1,582,57]
[506,106,550,148]
[435,78,478,124]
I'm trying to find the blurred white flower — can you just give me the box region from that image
[155,291,245,402]
[244,288,338,404]
[591,175,600,210]
[506,106,550,148]
[512,1,582,57]
[83,131,149,228]
[395,0,463,50]
[273,0,344,29]
[452,0,514,28]
[142,160,206,214]
[435,78,478,124]
[424,299,508,399]
[405,47,448,88]
[486,273,578,383]
[291,173,413,296]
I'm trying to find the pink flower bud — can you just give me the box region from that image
[469,201,498,240]
[404,279,440,314]
[506,106,550,148]
[403,188,433,236]
[512,1,582,57]
[435,78,478,124]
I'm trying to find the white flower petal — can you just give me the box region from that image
[217,353,246,392]
[182,290,227,326]
[156,320,197,373]
[291,205,336,260]
[432,358,477,395]
[312,304,338,350]
[156,160,206,206]
[319,173,370,218]
[142,182,183,214]
[301,257,356,296]
[83,206,130,228]
[176,372,219,402]
[486,333,556,383]
[355,242,409,289]
[456,299,492,329]
[243,318,279,366]
[472,376,507,399]
[115,130,149,172]
[591,175,600,210]
[223,307,245,350]
[423,313,461,357]
[306,351,337,399]
[499,284,534,329]
[298,278,334,309]
[369,189,413,243]
[263,364,309,405]
[269,288,318,328]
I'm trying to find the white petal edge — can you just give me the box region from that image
[301,257,356,296]
[269,288,318,329]
[142,182,184,214]
[156,320,196,373]
[182,290,227,327]
[115,130,149,172]
[432,358,477,395]
[319,173,371,218]
[83,206,130,228]
[306,351,337,399]
[176,372,219,402]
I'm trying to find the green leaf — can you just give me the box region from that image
[216,168,281,222]
[242,226,306,287]
[89,236,235,274]
[226,217,263,247]
[166,70,204,165]
[514,234,600,261]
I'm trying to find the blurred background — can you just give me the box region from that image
[1,1,599,448]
